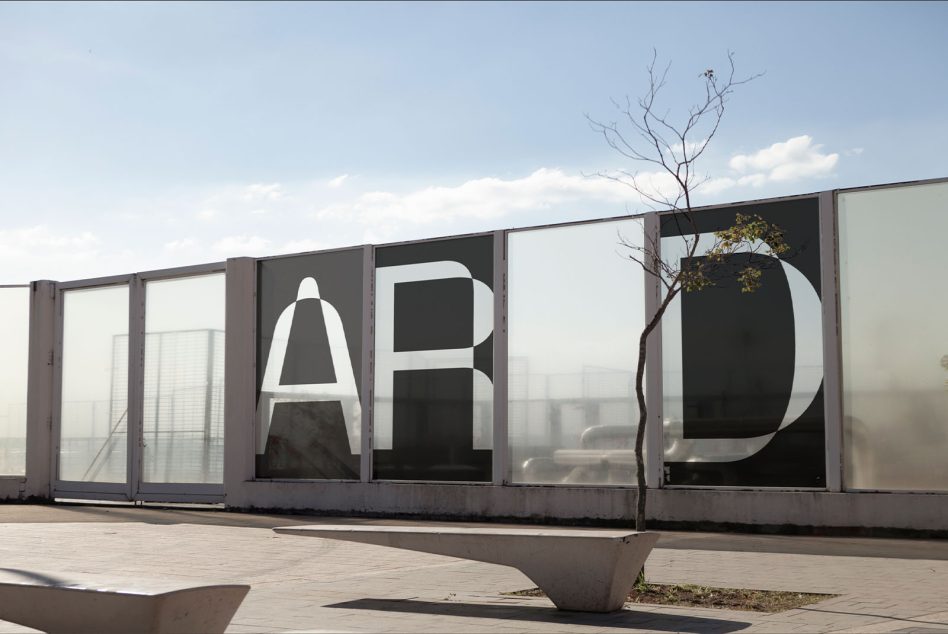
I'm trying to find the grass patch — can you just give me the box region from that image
[503,583,835,613]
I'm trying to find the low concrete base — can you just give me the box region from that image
[0,570,249,634]
[274,524,658,612]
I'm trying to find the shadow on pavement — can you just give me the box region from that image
[325,598,751,632]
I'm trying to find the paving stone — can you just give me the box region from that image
[0,506,946,633]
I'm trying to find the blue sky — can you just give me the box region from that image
[1,1,946,281]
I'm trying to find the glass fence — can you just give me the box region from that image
[59,284,129,483]
[143,273,226,484]
[507,219,645,485]
[0,287,29,475]
[10,180,948,495]
[839,181,948,492]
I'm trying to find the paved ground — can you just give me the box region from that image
[0,503,946,633]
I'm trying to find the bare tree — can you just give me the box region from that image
[587,51,787,532]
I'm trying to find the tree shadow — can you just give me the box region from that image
[326,598,751,632]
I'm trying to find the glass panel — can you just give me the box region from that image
[508,220,645,484]
[255,249,364,479]
[59,284,129,483]
[660,198,825,487]
[373,235,493,481]
[143,273,225,484]
[840,182,948,491]
[0,287,30,475]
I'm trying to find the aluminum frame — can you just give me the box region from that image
[52,265,227,503]
[136,268,226,499]
[820,190,843,492]
[359,245,374,483]
[643,213,663,488]
[52,275,133,499]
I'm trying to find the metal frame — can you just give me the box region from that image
[24,280,56,498]
[819,190,843,492]
[643,213,663,488]
[360,246,374,482]
[492,230,508,485]
[52,263,227,503]
[135,264,226,500]
[52,274,132,499]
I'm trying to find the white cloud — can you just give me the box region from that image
[164,238,198,252]
[0,225,99,256]
[669,139,708,158]
[211,235,272,257]
[196,208,218,221]
[0,226,103,282]
[327,174,349,188]
[242,183,284,202]
[728,135,838,184]
[317,167,632,225]
[280,239,332,254]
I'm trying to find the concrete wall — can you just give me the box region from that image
[223,480,948,533]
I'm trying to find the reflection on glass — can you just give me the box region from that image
[59,285,129,483]
[143,273,225,484]
[840,182,948,491]
[508,219,645,484]
[0,287,30,475]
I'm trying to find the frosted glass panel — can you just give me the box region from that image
[840,182,948,491]
[59,285,129,483]
[508,219,645,484]
[143,273,225,484]
[0,287,30,475]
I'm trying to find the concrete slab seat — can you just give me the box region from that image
[0,569,249,634]
[273,525,658,612]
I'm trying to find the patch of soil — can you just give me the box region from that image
[503,583,835,613]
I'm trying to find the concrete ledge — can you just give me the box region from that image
[0,478,24,501]
[274,524,658,612]
[0,570,249,634]
[228,481,948,532]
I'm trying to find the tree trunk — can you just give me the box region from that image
[632,287,679,532]
[633,330,649,532]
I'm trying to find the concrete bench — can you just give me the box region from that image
[273,525,658,612]
[0,568,249,634]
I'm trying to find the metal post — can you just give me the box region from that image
[644,213,664,489]
[492,230,508,485]
[360,246,374,482]
[127,275,145,500]
[819,190,844,492]
[24,280,57,499]
[223,258,257,503]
